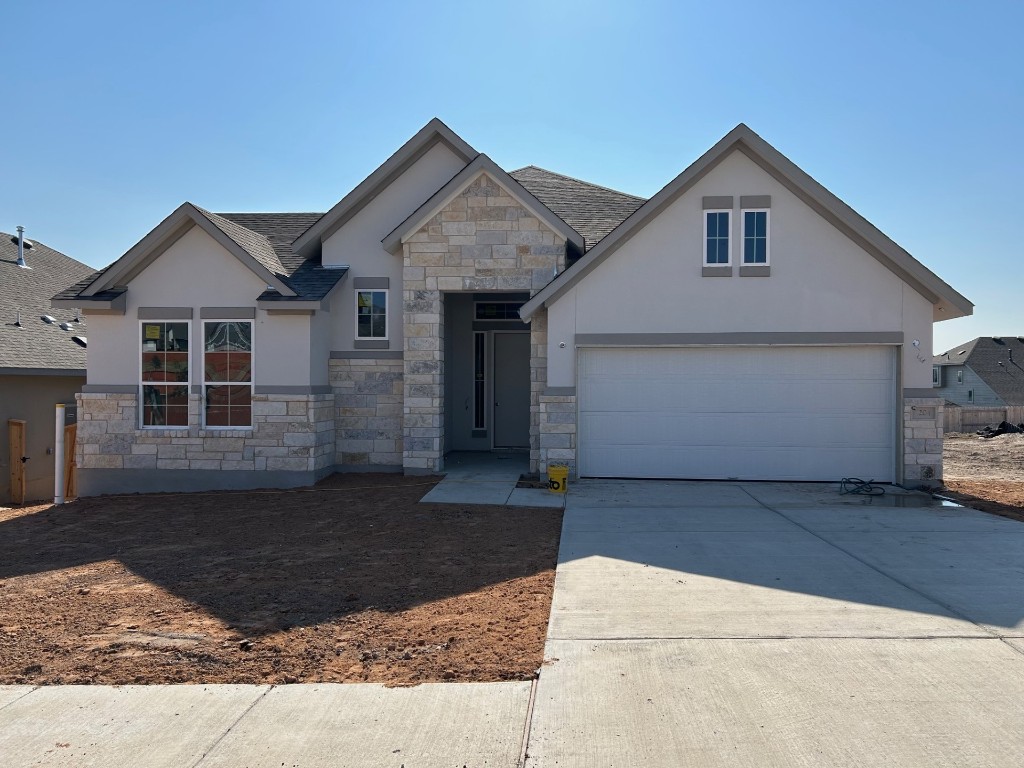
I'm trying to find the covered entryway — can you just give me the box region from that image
[577,345,897,481]
[442,293,532,454]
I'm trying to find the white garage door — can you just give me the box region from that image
[578,346,896,482]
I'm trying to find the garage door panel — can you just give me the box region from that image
[581,412,894,449]
[580,444,894,481]
[577,346,895,482]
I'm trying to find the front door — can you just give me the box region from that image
[493,332,530,448]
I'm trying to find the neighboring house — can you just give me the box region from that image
[53,119,972,494]
[2,229,93,503]
[932,337,1024,406]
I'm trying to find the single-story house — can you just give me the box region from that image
[933,337,1024,406]
[53,120,972,494]
[2,228,93,504]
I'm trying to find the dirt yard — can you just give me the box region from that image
[0,475,562,686]
[943,432,1024,523]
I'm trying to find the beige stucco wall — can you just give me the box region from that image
[84,225,315,388]
[544,149,937,389]
[1,374,83,504]
[321,141,468,353]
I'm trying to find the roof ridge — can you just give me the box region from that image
[511,165,647,201]
[215,211,325,216]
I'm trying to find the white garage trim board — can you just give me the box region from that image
[577,346,897,482]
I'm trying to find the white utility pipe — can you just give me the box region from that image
[54,403,65,505]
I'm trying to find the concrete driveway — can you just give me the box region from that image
[526,481,1024,767]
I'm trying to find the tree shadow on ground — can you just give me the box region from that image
[0,474,562,637]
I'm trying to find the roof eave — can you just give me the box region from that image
[81,203,297,299]
[52,291,126,315]
[293,118,478,257]
[381,154,585,255]
[521,123,974,321]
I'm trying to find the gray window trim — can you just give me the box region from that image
[200,307,256,319]
[702,266,733,277]
[138,307,193,319]
[354,339,390,350]
[740,195,771,208]
[353,277,390,289]
[739,266,771,277]
[702,196,734,209]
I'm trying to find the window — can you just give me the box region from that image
[957,369,963,384]
[356,290,387,339]
[203,321,253,428]
[968,389,974,403]
[141,322,190,427]
[475,302,524,321]
[742,210,769,264]
[932,366,941,387]
[473,332,486,429]
[704,210,730,265]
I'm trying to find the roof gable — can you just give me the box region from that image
[293,118,477,257]
[382,155,585,253]
[80,203,297,299]
[521,124,973,321]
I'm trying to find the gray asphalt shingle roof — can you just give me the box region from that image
[934,336,1024,405]
[510,166,647,250]
[1,232,93,372]
[215,213,346,302]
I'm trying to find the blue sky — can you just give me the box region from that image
[2,0,1021,352]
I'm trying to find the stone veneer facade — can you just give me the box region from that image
[329,356,404,469]
[400,173,566,473]
[903,396,944,484]
[76,391,334,489]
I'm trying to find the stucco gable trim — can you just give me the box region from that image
[81,203,296,298]
[521,124,973,321]
[293,118,478,257]
[381,154,585,254]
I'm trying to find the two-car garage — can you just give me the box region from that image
[576,346,897,482]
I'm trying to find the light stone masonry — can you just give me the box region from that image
[76,391,335,476]
[903,398,944,484]
[330,357,404,468]
[401,173,565,472]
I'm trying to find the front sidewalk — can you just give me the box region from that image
[0,682,530,767]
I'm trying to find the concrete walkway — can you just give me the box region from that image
[526,480,1024,767]
[419,451,564,508]
[0,682,531,767]
[5,481,1024,767]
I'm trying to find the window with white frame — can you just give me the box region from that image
[356,289,387,339]
[957,369,963,384]
[203,320,253,428]
[742,209,770,264]
[141,321,190,427]
[932,366,941,387]
[704,210,731,265]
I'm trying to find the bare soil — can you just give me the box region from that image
[942,432,1024,523]
[0,474,562,686]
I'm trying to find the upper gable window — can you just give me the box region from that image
[742,210,770,265]
[704,211,731,265]
[356,289,388,339]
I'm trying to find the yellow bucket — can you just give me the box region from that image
[548,465,569,494]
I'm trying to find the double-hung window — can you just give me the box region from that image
[742,209,770,265]
[704,210,731,265]
[203,320,253,428]
[141,322,190,427]
[356,290,388,339]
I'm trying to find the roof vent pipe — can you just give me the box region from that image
[15,226,29,269]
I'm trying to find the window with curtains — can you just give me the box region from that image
[203,320,253,428]
[140,321,190,427]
